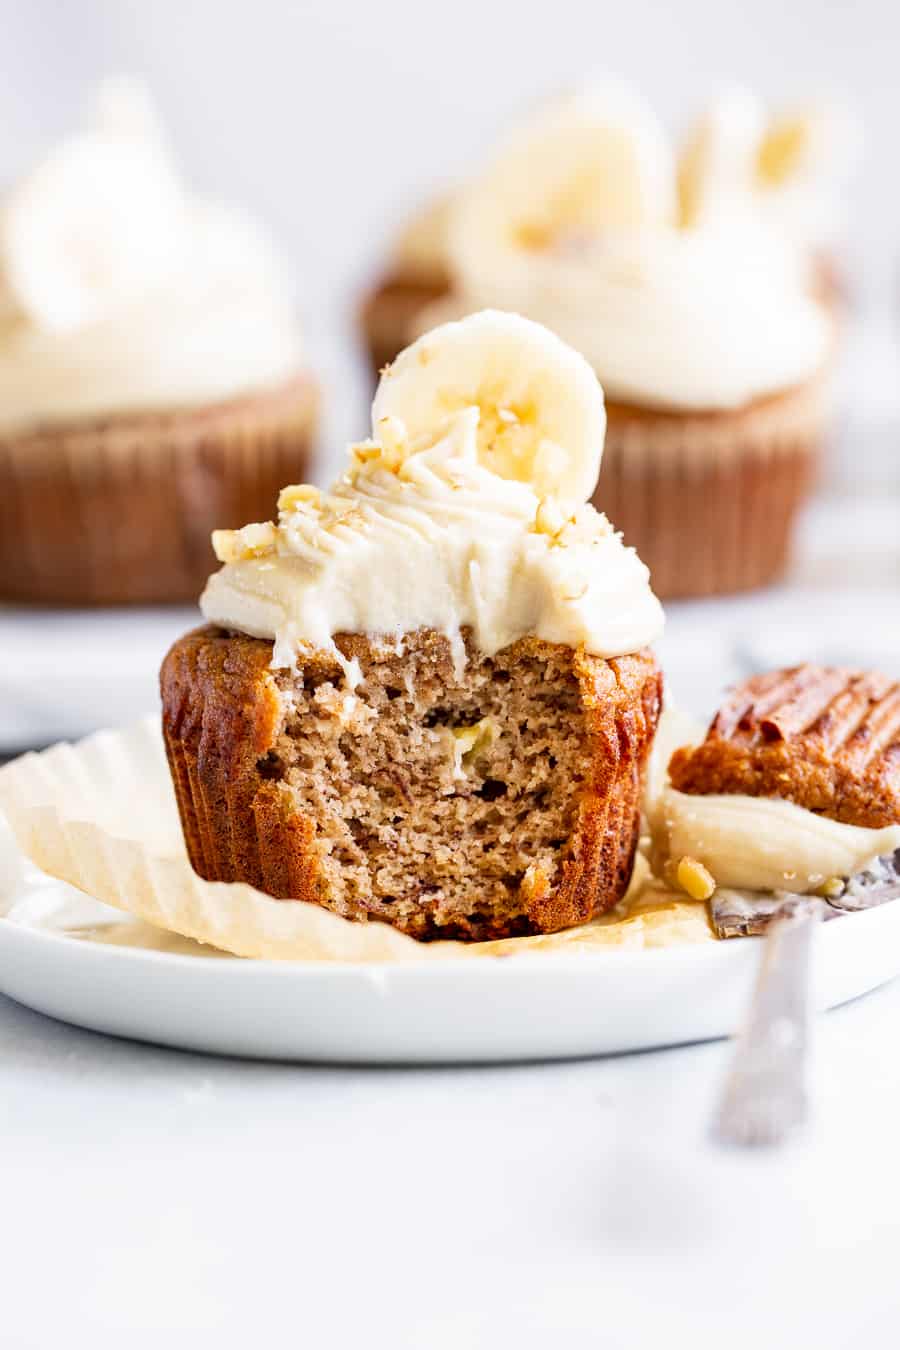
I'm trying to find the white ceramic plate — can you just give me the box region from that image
[1,870,899,1062]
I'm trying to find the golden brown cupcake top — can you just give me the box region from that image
[668,664,900,829]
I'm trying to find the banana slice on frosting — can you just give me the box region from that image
[449,81,675,291]
[0,78,184,333]
[372,309,606,504]
[677,87,766,228]
[678,90,861,231]
[756,104,860,189]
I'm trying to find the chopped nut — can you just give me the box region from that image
[674,855,716,902]
[376,414,407,457]
[211,521,276,563]
[520,862,550,905]
[534,496,566,538]
[350,439,382,465]
[278,483,321,514]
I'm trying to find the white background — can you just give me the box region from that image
[2,13,900,1347]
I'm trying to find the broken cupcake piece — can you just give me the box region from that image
[161,310,664,941]
[654,664,900,934]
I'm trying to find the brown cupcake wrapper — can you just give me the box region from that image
[594,378,828,599]
[0,374,318,606]
[0,717,712,961]
[359,271,450,378]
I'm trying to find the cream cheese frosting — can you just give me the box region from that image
[201,310,664,676]
[0,78,302,432]
[423,82,832,412]
[656,786,900,895]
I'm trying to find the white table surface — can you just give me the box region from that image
[1,976,900,1349]
[2,317,899,1346]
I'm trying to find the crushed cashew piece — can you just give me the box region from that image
[534,496,566,538]
[278,483,321,514]
[212,521,277,564]
[675,855,716,902]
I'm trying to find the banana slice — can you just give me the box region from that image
[756,103,861,189]
[450,81,675,292]
[1,78,184,333]
[677,87,766,228]
[372,309,606,504]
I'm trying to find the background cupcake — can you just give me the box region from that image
[367,82,834,598]
[0,78,317,605]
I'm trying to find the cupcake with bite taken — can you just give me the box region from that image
[161,311,664,941]
[361,80,835,599]
[0,79,316,605]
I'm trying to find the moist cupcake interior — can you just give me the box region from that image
[261,632,597,941]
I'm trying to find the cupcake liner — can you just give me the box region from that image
[0,719,712,962]
[595,376,828,599]
[0,375,318,606]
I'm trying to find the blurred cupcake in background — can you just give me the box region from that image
[360,80,836,599]
[360,193,456,378]
[0,78,317,605]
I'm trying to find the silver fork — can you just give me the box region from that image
[711,852,900,1149]
[712,897,822,1148]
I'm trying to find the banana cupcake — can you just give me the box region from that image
[0,79,316,605]
[361,81,833,598]
[161,310,664,941]
[654,665,900,923]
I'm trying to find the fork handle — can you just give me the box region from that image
[713,898,822,1148]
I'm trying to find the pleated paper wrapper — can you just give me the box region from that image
[0,719,712,962]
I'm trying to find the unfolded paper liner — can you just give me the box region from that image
[595,377,829,600]
[0,374,318,605]
[0,718,712,963]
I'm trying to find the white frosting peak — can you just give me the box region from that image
[0,78,302,430]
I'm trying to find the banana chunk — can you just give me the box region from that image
[372,309,606,504]
[677,87,765,228]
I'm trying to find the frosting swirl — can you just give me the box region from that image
[0,79,302,431]
[201,313,663,673]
